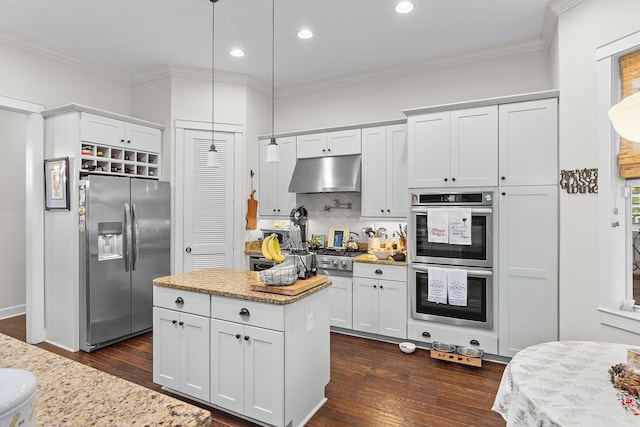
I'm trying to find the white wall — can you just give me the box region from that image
[0,110,26,317]
[275,49,551,133]
[557,0,640,344]
[0,37,132,317]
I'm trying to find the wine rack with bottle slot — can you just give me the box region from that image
[80,143,159,179]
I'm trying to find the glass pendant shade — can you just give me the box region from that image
[265,138,279,163]
[207,144,220,167]
[609,91,640,142]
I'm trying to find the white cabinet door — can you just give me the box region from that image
[153,307,180,390]
[243,325,284,426]
[352,277,379,334]
[499,98,558,186]
[296,133,327,158]
[387,124,408,217]
[407,112,450,188]
[211,319,244,413]
[275,136,297,215]
[498,185,558,357]
[378,279,407,339]
[361,127,388,217]
[260,136,297,217]
[125,123,161,153]
[361,124,407,218]
[179,312,210,401]
[329,275,353,328]
[450,106,498,187]
[80,113,125,145]
[326,129,361,156]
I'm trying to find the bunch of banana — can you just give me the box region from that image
[261,234,285,263]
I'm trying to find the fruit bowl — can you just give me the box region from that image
[399,342,416,354]
[372,249,391,260]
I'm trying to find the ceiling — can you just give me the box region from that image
[0,0,552,89]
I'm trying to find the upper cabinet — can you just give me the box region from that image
[259,136,297,217]
[361,124,408,218]
[406,106,498,188]
[498,98,558,186]
[296,129,361,159]
[81,112,161,153]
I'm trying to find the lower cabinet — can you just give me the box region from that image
[153,307,210,401]
[211,319,284,426]
[328,275,353,329]
[407,319,498,355]
[352,263,407,339]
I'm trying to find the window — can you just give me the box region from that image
[597,30,640,334]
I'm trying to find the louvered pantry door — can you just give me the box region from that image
[183,129,234,271]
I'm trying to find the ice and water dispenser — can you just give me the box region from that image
[97,222,123,261]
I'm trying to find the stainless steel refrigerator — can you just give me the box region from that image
[79,175,170,352]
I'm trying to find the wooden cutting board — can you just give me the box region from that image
[246,189,257,230]
[251,275,330,296]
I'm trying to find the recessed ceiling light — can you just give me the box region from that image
[297,29,314,40]
[230,49,245,58]
[395,1,414,14]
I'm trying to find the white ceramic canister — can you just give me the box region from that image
[0,368,37,427]
[368,237,380,253]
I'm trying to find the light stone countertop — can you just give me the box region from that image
[0,333,211,427]
[353,253,408,266]
[153,268,331,305]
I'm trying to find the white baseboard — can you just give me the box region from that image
[0,304,26,320]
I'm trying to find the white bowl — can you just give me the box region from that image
[399,342,416,354]
[372,249,391,260]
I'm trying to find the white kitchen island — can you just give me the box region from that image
[152,268,331,427]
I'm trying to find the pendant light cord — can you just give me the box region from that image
[271,0,275,144]
[211,0,218,151]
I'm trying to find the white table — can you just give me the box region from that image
[492,341,639,426]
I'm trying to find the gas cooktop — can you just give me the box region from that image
[314,248,367,258]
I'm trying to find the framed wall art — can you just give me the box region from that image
[328,227,349,248]
[44,157,70,210]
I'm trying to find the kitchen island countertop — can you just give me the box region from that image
[153,268,331,304]
[0,333,211,426]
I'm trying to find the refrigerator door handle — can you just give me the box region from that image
[124,202,132,272]
[132,203,139,271]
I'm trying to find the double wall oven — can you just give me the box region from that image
[409,191,494,329]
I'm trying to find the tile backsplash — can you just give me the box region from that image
[251,192,407,246]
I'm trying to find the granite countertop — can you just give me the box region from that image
[153,268,331,305]
[0,333,210,426]
[353,253,408,266]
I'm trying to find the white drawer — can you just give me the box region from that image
[407,319,498,354]
[353,263,406,282]
[153,286,210,317]
[211,296,285,331]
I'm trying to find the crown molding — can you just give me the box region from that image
[0,30,131,84]
[548,0,586,15]
[278,37,549,99]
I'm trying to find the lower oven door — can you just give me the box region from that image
[410,263,493,329]
[250,257,276,271]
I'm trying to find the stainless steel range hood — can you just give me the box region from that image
[288,154,361,193]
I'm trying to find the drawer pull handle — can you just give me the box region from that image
[239,308,250,316]
[470,339,480,346]
[375,269,382,275]
[235,334,241,339]
[422,331,431,338]
[175,297,184,305]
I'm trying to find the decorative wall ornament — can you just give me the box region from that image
[559,168,598,194]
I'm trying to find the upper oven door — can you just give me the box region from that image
[410,206,492,268]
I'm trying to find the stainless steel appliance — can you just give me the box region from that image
[409,191,493,268]
[249,256,276,271]
[410,264,493,329]
[261,228,290,250]
[409,191,494,329]
[285,206,317,278]
[288,154,361,193]
[79,175,170,352]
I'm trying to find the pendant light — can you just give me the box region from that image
[265,0,279,163]
[609,90,640,142]
[207,0,220,167]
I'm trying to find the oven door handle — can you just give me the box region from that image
[410,264,493,277]
[411,207,493,214]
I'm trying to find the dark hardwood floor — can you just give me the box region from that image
[0,315,506,426]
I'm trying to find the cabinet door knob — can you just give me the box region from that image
[451,177,456,182]
[380,285,384,289]
[387,209,390,213]
[322,148,326,152]
[235,334,241,339]
[172,320,177,325]
[444,178,448,182]
[121,139,125,143]
[422,331,431,338]
[127,140,131,144]
[327,148,331,152]
[175,297,184,304]
[375,269,382,275]
[239,308,250,316]
[185,247,192,253]
[501,192,506,196]
[179,321,184,326]
[244,335,250,341]
[381,209,384,213]
[470,339,480,346]
[373,284,377,289]
[501,176,506,180]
